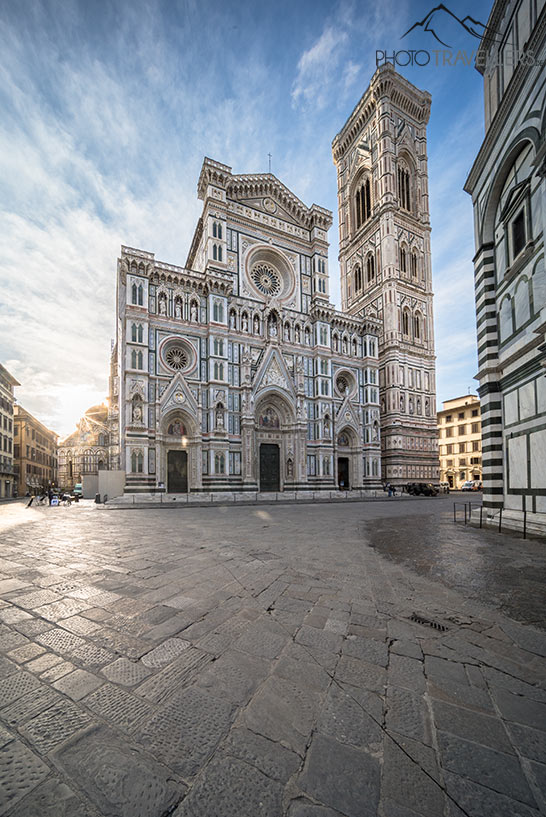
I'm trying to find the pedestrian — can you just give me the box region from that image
[392,484,397,497]
[387,483,392,497]
[48,488,53,506]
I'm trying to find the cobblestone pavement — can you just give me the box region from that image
[0,497,544,817]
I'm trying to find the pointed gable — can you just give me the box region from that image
[159,372,198,416]
[252,347,296,398]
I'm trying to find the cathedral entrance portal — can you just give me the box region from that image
[260,444,280,492]
[167,450,188,493]
[338,457,349,490]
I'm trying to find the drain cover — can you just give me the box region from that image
[409,613,449,632]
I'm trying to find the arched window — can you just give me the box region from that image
[402,309,410,335]
[131,323,137,342]
[98,459,105,471]
[352,338,357,355]
[138,325,144,343]
[413,314,421,339]
[215,452,225,474]
[499,296,513,343]
[411,252,418,277]
[218,223,222,239]
[400,247,407,274]
[212,222,217,238]
[213,244,217,261]
[354,264,362,292]
[398,162,411,211]
[514,278,530,329]
[532,258,546,315]
[366,254,375,284]
[131,283,137,304]
[355,177,371,229]
[137,351,143,369]
[131,450,143,473]
[131,350,137,368]
[137,285,143,306]
[218,245,223,261]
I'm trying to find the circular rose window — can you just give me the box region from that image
[165,346,188,370]
[251,263,281,296]
[335,370,356,397]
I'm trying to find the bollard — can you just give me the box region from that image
[523,509,527,539]
[480,506,483,528]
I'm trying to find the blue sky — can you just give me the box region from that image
[0,0,492,436]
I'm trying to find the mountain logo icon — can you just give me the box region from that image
[402,4,499,48]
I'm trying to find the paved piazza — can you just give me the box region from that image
[0,497,544,817]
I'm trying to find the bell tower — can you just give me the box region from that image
[332,64,438,484]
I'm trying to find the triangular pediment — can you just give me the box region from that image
[252,346,296,397]
[336,394,361,431]
[227,174,313,229]
[159,372,198,415]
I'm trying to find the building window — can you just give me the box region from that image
[472,440,479,452]
[354,264,362,292]
[213,301,224,322]
[400,247,407,273]
[215,452,225,474]
[398,164,411,211]
[512,210,526,258]
[402,309,409,335]
[459,443,465,453]
[355,177,371,229]
[411,252,417,277]
[471,422,479,433]
[458,425,465,435]
[131,450,143,473]
[366,254,375,284]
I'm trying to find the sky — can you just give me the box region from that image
[0,0,492,437]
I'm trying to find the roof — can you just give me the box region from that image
[0,363,20,387]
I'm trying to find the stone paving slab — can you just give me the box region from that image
[0,498,545,816]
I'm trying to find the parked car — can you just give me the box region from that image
[405,482,439,497]
[461,481,475,491]
[73,483,83,497]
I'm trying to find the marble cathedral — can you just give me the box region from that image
[110,64,437,495]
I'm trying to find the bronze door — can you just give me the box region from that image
[167,450,188,493]
[260,444,280,492]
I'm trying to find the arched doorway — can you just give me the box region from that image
[336,428,357,490]
[159,412,198,494]
[254,391,297,493]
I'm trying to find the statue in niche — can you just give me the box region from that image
[295,325,301,343]
[400,395,405,412]
[159,297,167,316]
[373,422,379,441]
[409,397,414,415]
[268,315,277,337]
[242,314,248,331]
[284,324,290,341]
[305,327,311,345]
[230,311,236,329]
[342,337,348,354]
[253,316,260,334]
[132,402,143,423]
[215,404,225,429]
[190,302,198,322]
[333,335,339,352]
[324,415,331,436]
[286,458,294,478]
[174,300,182,319]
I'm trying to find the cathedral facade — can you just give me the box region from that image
[112,65,437,495]
[333,65,438,484]
[112,162,382,495]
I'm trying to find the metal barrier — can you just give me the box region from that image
[453,500,483,527]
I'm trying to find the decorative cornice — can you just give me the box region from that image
[332,65,431,164]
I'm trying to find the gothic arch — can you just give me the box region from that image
[350,168,372,232]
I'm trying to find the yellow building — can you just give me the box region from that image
[13,405,58,495]
[438,395,482,489]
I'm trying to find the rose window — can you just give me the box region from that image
[165,346,188,370]
[336,375,349,394]
[251,263,281,296]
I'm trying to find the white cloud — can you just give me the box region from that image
[291,26,349,110]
